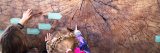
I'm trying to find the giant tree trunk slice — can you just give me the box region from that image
[0,0,160,53]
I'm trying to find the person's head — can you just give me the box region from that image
[1,25,29,53]
[46,27,78,53]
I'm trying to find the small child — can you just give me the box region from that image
[74,25,90,53]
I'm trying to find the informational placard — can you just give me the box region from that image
[155,35,160,42]
[0,30,4,35]
[10,18,20,24]
[27,28,40,35]
[38,23,51,30]
[48,12,62,20]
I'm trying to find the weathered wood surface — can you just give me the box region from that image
[0,0,160,53]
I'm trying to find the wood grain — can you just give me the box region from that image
[0,0,160,53]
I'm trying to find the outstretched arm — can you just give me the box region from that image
[45,33,52,42]
[19,9,32,25]
[1,9,33,53]
[0,9,33,41]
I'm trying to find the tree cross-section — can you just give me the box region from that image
[0,0,160,53]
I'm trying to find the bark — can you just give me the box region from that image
[0,0,160,53]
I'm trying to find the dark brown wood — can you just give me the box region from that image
[0,0,160,53]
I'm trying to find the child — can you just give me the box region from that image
[74,25,90,53]
[45,28,78,53]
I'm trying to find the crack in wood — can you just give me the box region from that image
[90,1,115,49]
[90,1,117,43]
[93,0,119,10]
[157,0,160,9]
[71,9,79,20]
[71,0,84,20]
[80,0,84,10]
[91,2,107,22]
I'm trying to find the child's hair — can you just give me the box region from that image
[46,27,78,53]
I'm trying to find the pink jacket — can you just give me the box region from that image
[74,47,85,53]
